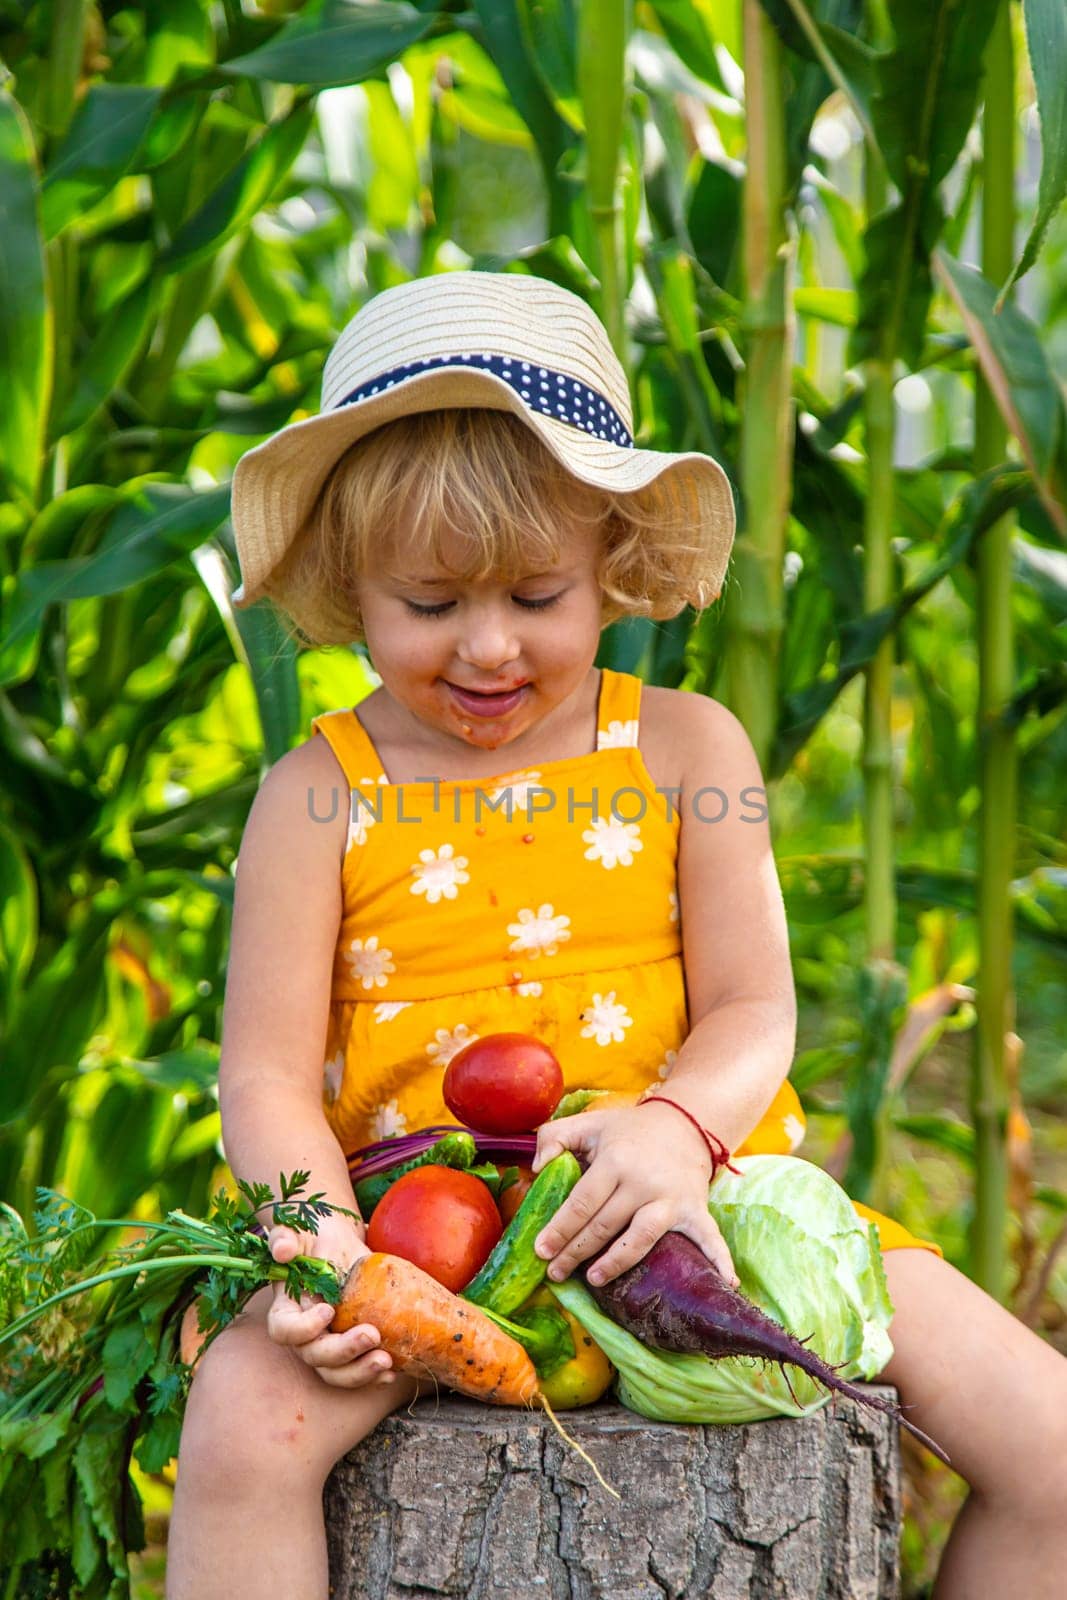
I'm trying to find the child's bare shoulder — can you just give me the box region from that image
[644,688,762,787]
[240,734,350,873]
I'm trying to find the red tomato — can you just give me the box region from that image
[443,1033,564,1134]
[366,1166,502,1292]
[495,1163,536,1227]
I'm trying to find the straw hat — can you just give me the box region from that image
[229,271,735,610]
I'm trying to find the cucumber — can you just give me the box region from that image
[460,1151,581,1316]
[353,1131,477,1221]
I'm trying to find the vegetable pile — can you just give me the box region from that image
[1,1031,948,1598]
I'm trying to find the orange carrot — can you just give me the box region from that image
[332,1251,541,1407]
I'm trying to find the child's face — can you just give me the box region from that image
[354,517,605,754]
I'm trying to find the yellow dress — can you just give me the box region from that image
[310,668,940,1260]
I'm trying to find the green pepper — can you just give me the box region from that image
[479,1302,576,1378]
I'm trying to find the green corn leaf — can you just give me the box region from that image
[518,0,583,133]
[935,250,1067,538]
[472,0,577,231]
[774,466,1033,773]
[894,1113,976,1163]
[687,159,742,290]
[759,0,867,196]
[851,193,944,373]
[789,1044,856,1094]
[0,821,38,1009]
[647,0,727,90]
[160,102,315,274]
[232,600,303,762]
[51,276,159,440]
[0,932,108,1123]
[143,0,215,86]
[0,91,49,514]
[1002,0,1067,294]
[842,960,907,1202]
[121,1045,221,1096]
[778,856,1067,951]
[810,170,864,281]
[439,77,535,146]
[221,0,436,87]
[40,85,161,240]
[848,0,1000,370]
[867,0,999,194]
[0,482,232,688]
[794,285,856,327]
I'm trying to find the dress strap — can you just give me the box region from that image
[310,708,388,788]
[595,669,642,749]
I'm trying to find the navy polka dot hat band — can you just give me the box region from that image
[230,271,736,613]
[338,353,635,450]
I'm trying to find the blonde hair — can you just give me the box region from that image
[260,408,724,648]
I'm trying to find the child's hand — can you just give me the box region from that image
[265,1211,395,1390]
[530,1103,740,1289]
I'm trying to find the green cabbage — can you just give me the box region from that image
[549,1154,895,1425]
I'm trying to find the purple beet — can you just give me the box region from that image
[583,1230,949,1466]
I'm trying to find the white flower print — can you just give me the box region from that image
[348,774,388,849]
[426,1023,480,1067]
[515,981,543,997]
[582,815,643,870]
[410,842,470,904]
[373,1001,412,1024]
[508,903,572,958]
[489,769,544,815]
[783,1113,806,1153]
[656,1048,679,1081]
[323,1050,345,1104]
[579,991,633,1046]
[344,934,396,990]
[369,1098,408,1139]
[597,719,639,749]
[668,889,679,924]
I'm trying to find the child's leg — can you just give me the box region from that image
[880,1249,1067,1600]
[165,1285,428,1600]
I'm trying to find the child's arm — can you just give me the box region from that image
[219,739,393,1387]
[532,697,796,1288]
[219,738,356,1221]
[657,694,797,1147]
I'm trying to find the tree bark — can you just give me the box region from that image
[324,1391,901,1598]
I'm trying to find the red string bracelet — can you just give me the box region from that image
[638,1093,742,1178]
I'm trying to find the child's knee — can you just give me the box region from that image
[177,1316,427,1487]
[177,1318,313,1484]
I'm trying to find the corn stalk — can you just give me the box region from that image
[577,0,631,363]
[730,0,796,769]
[844,144,895,1203]
[855,4,896,1212]
[970,0,1016,1301]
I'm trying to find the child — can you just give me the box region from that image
[166,274,1067,1600]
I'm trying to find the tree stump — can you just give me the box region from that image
[324,1389,901,1599]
